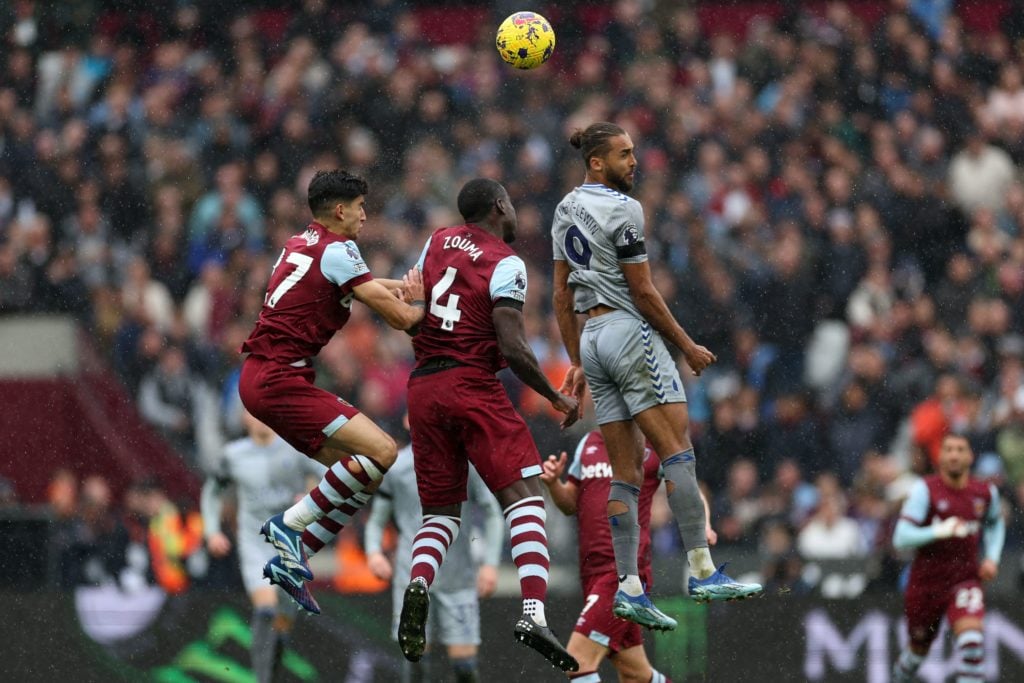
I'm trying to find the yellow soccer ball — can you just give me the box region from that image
[495,11,555,70]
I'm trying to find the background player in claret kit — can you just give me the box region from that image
[365,432,504,683]
[551,122,761,631]
[891,434,1005,683]
[398,178,581,673]
[201,410,326,683]
[541,430,715,683]
[238,169,425,614]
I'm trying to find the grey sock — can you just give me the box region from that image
[661,450,708,552]
[608,480,641,578]
[251,607,277,683]
[401,653,432,683]
[451,656,480,683]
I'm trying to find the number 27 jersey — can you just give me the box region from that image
[412,224,528,374]
[241,221,373,363]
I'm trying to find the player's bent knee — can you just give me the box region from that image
[370,434,398,468]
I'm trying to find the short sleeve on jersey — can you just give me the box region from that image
[415,235,432,271]
[566,435,588,483]
[321,241,372,289]
[489,255,528,303]
[612,202,647,262]
[899,478,931,524]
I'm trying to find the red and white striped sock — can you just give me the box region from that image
[504,496,550,626]
[300,491,372,557]
[956,630,984,682]
[283,455,385,531]
[409,514,461,587]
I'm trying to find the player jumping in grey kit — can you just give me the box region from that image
[365,441,504,683]
[551,122,762,631]
[201,411,327,683]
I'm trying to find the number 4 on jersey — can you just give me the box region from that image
[430,266,462,331]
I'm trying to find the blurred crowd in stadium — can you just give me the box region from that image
[2,0,1024,595]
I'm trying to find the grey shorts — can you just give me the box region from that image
[391,585,480,647]
[580,310,686,424]
[238,536,277,595]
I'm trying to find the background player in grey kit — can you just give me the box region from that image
[551,122,762,630]
[365,437,504,683]
[201,410,326,683]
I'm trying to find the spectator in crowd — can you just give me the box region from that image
[797,492,868,560]
[137,345,217,464]
[1,0,1023,585]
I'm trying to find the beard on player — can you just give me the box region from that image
[606,165,634,193]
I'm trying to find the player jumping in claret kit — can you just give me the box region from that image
[398,178,581,673]
[891,433,1005,683]
[238,169,425,614]
[365,438,504,683]
[551,122,762,631]
[201,411,327,682]
[541,430,712,683]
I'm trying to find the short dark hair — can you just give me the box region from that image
[570,122,627,166]
[307,170,368,216]
[457,178,505,223]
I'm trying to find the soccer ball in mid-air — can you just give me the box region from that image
[495,11,555,70]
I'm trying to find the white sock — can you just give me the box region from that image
[687,547,716,579]
[524,598,547,627]
[618,574,643,597]
[282,497,319,531]
[892,648,925,683]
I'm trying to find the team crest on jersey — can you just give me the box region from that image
[303,228,320,246]
[973,498,986,517]
[623,223,641,244]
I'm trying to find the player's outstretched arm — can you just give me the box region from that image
[493,303,580,427]
[352,268,425,330]
[552,260,586,405]
[539,452,578,515]
[364,494,394,582]
[621,260,716,376]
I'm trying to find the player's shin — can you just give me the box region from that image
[251,607,277,683]
[955,630,984,683]
[409,514,462,587]
[608,481,643,596]
[450,655,479,683]
[661,450,715,579]
[891,648,925,683]
[284,455,386,531]
[504,496,551,626]
[300,491,372,557]
[401,653,432,683]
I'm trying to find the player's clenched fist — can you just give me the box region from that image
[551,392,580,429]
[682,342,717,376]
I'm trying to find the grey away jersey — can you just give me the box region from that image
[203,436,326,542]
[552,183,648,318]
[374,445,502,593]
